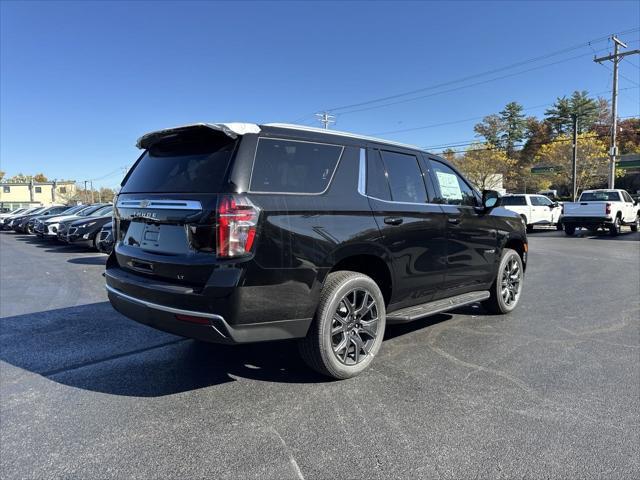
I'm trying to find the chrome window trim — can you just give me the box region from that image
[116,199,203,210]
[247,137,345,196]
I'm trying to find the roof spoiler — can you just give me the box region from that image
[136,122,261,149]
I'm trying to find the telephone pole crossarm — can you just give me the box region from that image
[593,49,640,63]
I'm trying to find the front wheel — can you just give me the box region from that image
[482,248,524,315]
[299,271,386,379]
[631,214,639,232]
[564,225,575,236]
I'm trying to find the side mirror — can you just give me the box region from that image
[482,190,500,210]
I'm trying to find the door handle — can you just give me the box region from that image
[384,217,403,226]
[447,217,461,225]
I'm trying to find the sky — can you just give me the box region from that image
[1,0,639,189]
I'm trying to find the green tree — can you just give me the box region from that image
[499,101,527,157]
[545,91,607,135]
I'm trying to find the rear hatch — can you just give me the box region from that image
[114,127,252,287]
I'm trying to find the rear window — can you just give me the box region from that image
[121,132,237,193]
[579,191,621,202]
[501,196,527,206]
[250,138,343,193]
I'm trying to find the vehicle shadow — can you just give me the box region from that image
[571,230,640,241]
[67,256,107,265]
[0,301,460,397]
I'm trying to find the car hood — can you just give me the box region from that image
[69,215,112,228]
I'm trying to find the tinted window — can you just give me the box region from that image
[250,138,342,193]
[429,160,477,207]
[579,191,621,202]
[532,196,552,206]
[501,196,527,206]
[366,149,391,200]
[380,151,427,203]
[122,132,237,193]
[622,191,633,202]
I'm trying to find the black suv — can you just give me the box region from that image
[106,123,527,379]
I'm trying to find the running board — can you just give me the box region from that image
[386,291,490,323]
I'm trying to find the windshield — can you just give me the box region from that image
[91,206,113,217]
[78,205,107,216]
[121,132,236,194]
[60,205,85,215]
[579,191,621,202]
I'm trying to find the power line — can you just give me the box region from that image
[291,28,639,121]
[368,86,637,137]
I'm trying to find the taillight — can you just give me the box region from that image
[216,194,259,258]
[606,203,611,215]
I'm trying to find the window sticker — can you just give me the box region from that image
[435,171,462,200]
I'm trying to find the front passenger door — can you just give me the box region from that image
[427,159,497,292]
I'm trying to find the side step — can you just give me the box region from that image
[386,291,490,323]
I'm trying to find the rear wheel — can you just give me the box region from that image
[609,216,621,236]
[564,225,575,236]
[482,248,524,314]
[631,214,639,232]
[299,271,386,379]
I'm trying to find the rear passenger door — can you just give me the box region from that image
[427,158,497,292]
[365,147,447,309]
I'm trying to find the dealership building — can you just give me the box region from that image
[0,180,77,211]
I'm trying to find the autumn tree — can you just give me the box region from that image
[441,148,457,163]
[452,144,516,191]
[0,171,5,181]
[33,173,48,182]
[474,113,503,147]
[534,134,609,193]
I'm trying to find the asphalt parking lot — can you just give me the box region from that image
[1,229,639,479]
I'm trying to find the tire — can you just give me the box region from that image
[631,214,639,232]
[520,215,532,233]
[298,271,386,379]
[609,216,621,236]
[564,225,575,236]
[92,235,99,251]
[556,221,563,231]
[482,248,524,315]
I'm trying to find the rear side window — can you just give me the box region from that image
[122,132,237,193]
[250,138,343,193]
[380,151,427,203]
[366,149,391,200]
[501,196,527,206]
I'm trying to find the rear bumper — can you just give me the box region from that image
[562,216,612,226]
[107,283,312,344]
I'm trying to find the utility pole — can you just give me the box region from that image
[84,180,88,204]
[571,114,578,201]
[315,111,336,129]
[90,181,94,203]
[594,36,639,188]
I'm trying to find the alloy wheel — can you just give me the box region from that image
[331,288,379,365]
[501,256,521,307]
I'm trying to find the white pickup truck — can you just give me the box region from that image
[561,189,639,236]
[500,194,563,232]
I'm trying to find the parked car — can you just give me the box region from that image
[20,205,71,234]
[56,204,112,242]
[34,204,94,238]
[8,206,53,232]
[96,222,114,254]
[1,206,44,230]
[0,207,28,220]
[562,189,639,236]
[105,122,528,379]
[60,208,113,249]
[500,194,563,231]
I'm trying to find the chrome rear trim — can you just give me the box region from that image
[116,199,203,210]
